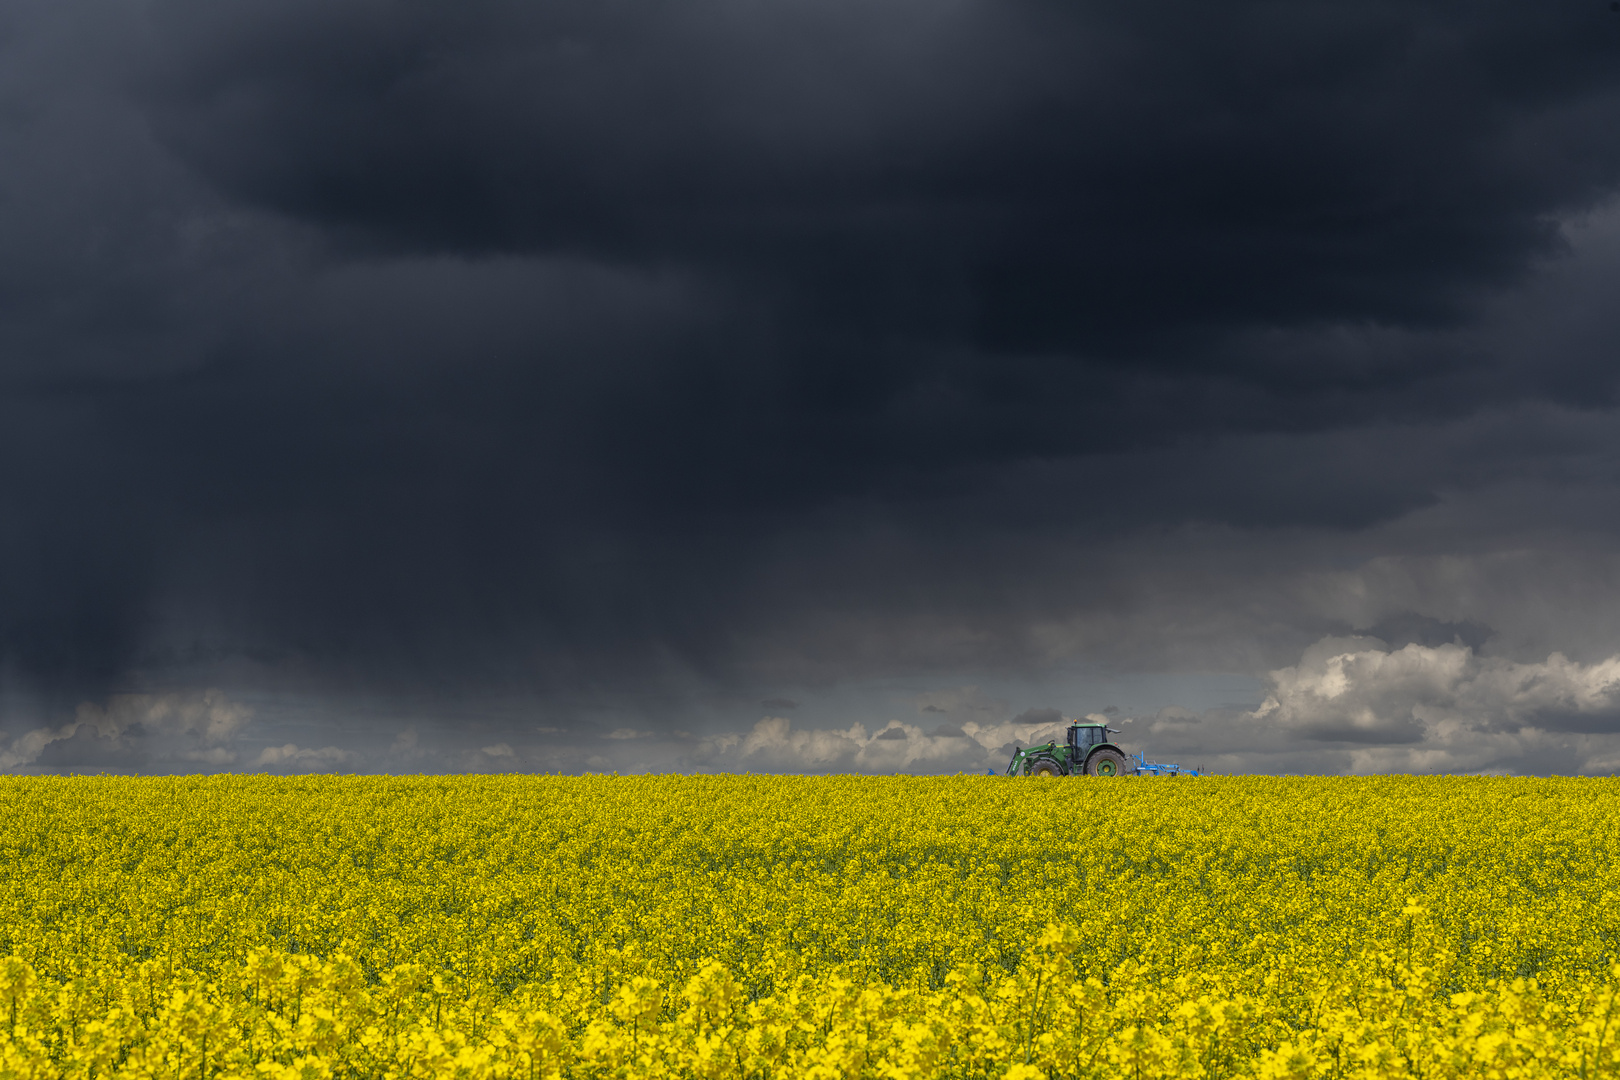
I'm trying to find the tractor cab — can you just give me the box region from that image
[1068,723,1108,751]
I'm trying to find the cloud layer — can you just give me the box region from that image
[2,0,1620,770]
[0,690,252,771]
[13,634,1620,777]
[666,641,1620,778]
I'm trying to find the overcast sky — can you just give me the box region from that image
[5,0,1620,776]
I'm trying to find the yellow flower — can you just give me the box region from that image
[1,773,1619,1077]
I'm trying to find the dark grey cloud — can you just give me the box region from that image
[2,0,1620,773]
[1010,707,1065,729]
[139,0,1620,341]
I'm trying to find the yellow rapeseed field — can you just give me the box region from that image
[1,773,1618,1078]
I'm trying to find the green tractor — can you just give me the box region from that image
[1005,722,1130,777]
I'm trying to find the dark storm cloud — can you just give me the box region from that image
[1528,708,1620,734]
[3,0,1620,764]
[141,0,1620,350]
[1010,707,1065,729]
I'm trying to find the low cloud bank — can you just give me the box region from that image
[0,690,252,771]
[1259,639,1620,739]
[1236,639,1620,774]
[683,712,1070,775]
[8,638,1620,776]
[252,743,354,769]
[0,690,357,774]
[676,641,1620,776]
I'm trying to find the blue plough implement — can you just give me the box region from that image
[1129,752,1203,777]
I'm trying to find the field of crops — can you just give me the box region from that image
[1,774,1618,1078]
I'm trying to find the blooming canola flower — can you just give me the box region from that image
[1,773,1618,1077]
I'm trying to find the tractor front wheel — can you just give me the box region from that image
[1086,749,1127,777]
[1027,758,1064,778]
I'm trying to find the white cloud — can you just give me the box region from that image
[0,689,255,771]
[101,689,254,744]
[252,743,353,770]
[1255,639,1620,740]
[0,723,81,770]
[1115,637,1620,776]
[685,712,1082,774]
[695,716,867,770]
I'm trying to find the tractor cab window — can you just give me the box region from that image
[1070,726,1101,748]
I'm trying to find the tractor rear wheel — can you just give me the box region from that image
[1086,749,1127,777]
[1027,758,1064,778]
